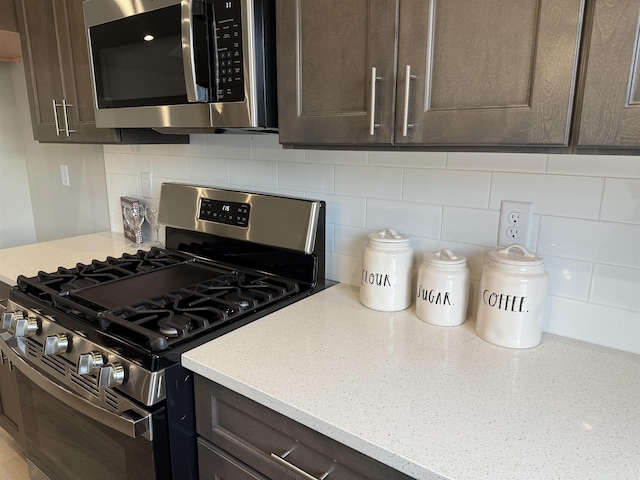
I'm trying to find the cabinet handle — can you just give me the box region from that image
[52,99,61,136]
[402,65,416,137]
[369,66,382,135]
[52,100,78,137]
[270,446,334,480]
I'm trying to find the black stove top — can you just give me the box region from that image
[15,248,304,355]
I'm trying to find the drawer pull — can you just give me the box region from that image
[271,446,334,480]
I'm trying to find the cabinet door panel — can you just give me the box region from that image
[397,0,584,146]
[15,0,66,142]
[277,0,398,145]
[578,0,640,147]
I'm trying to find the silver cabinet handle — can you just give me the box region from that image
[369,66,382,135]
[270,446,334,480]
[52,99,61,136]
[402,65,416,137]
[52,100,77,137]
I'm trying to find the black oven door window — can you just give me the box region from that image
[88,5,211,109]
[16,370,169,480]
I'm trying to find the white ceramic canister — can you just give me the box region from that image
[476,244,549,349]
[416,249,469,326]
[360,228,413,312]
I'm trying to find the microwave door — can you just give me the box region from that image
[182,1,211,103]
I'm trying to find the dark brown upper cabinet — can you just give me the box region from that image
[577,0,640,149]
[277,0,585,149]
[15,0,121,143]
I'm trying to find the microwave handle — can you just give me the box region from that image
[5,344,152,440]
[182,0,204,102]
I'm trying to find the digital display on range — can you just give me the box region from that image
[199,198,250,227]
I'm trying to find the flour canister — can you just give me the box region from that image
[416,249,469,326]
[476,245,549,348]
[360,228,413,311]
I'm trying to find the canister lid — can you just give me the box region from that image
[367,228,410,246]
[489,244,544,266]
[423,248,467,266]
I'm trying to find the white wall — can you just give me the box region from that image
[0,62,36,248]
[103,134,640,354]
[11,62,111,242]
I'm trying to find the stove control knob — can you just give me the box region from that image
[77,352,104,376]
[12,316,39,338]
[1,311,21,331]
[43,334,69,356]
[98,363,125,389]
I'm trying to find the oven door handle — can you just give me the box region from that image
[6,346,152,440]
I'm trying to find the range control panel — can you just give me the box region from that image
[199,198,250,228]
[213,0,244,102]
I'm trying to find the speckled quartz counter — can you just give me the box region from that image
[182,283,640,480]
[0,231,137,286]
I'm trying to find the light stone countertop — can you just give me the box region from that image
[2,235,638,479]
[0,231,138,286]
[182,283,640,480]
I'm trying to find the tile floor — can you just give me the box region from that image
[0,426,28,480]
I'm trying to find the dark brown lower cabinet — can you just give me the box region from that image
[194,375,414,480]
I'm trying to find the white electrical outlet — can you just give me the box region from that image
[141,172,153,198]
[498,201,533,249]
[60,164,70,187]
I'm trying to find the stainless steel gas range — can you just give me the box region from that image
[0,183,328,480]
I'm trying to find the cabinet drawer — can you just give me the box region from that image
[198,438,268,480]
[195,375,413,480]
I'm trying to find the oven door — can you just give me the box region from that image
[9,350,170,480]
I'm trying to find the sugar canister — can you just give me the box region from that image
[416,249,469,326]
[360,228,413,311]
[476,244,549,348]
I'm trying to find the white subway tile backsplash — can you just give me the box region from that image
[365,199,441,239]
[600,178,640,224]
[229,159,278,187]
[321,194,366,227]
[591,264,640,312]
[151,156,189,180]
[544,256,593,302]
[204,134,251,159]
[334,225,369,257]
[447,152,547,173]
[368,151,446,168]
[187,157,229,185]
[335,165,403,199]
[278,162,334,193]
[307,150,367,165]
[441,207,500,247]
[539,217,640,268]
[100,137,640,353]
[403,169,491,208]
[545,297,640,354]
[489,173,603,219]
[251,134,304,162]
[548,154,640,178]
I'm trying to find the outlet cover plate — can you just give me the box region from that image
[498,200,533,250]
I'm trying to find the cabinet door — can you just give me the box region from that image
[277,0,398,146]
[396,0,584,147]
[15,0,119,143]
[578,0,640,148]
[15,0,67,142]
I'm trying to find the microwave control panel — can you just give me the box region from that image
[199,198,250,228]
[213,0,244,102]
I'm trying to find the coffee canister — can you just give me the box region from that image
[476,244,549,348]
[360,228,413,312]
[416,249,469,326]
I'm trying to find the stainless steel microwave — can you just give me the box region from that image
[83,0,277,131]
